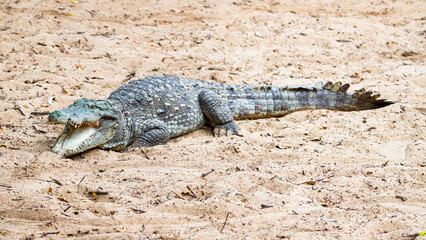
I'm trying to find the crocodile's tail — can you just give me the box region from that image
[224,81,394,120]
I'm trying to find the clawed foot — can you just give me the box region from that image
[213,122,242,137]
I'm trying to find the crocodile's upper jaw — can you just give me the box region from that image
[51,119,118,157]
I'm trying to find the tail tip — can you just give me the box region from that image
[352,89,394,109]
[372,99,395,108]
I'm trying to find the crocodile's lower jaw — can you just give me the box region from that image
[61,124,98,150]
[51,121,115,157]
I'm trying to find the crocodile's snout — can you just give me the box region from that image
[48,110,63,122]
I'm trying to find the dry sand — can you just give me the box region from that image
[0,0,425,239]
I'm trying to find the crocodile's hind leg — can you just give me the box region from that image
[199,90,240,137]
[134,119,170,146]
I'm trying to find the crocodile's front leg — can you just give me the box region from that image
[199,90,240,137]
[134,119,170,147]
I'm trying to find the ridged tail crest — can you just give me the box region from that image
[323,81,394,110]
[225,81,394,120]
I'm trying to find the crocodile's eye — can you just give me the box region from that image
[95,102,109,110]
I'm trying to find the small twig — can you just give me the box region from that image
[14,105,25,116]
[140,149,151,159]
[31,111,51,116]
[64,206,71,212]
[299,180,316,185]
[314,174,335,182]
[220,212,231,233]
[365,126,376,132]
[88,191,109,195]
[131,208,146,214]
[0,184,12,189]
[85,9,94,17]
[201,169,215,177]
[33,126,47,134]
[43,231,60,236]
[172,191,184,199]
[33,126,40,133]
[186,185,197,198]
[402,232,421,240]
[261,204,273,209]
[51,177,63,186]
[78,175,86,185]
[395,195,407,202]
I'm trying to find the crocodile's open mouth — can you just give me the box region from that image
[51,119,117,157]
[60,121,99,151]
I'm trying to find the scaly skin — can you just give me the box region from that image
[48,75,393,157]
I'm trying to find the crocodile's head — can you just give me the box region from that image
[48,98,120,157]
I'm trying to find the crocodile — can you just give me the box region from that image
[48,75,393,157]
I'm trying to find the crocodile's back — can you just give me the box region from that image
[107,76,209,138]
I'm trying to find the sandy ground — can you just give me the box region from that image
[0,0,425,239]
